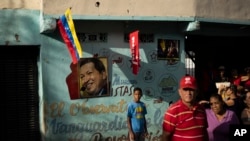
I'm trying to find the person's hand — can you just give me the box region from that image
[218,84,227,94]
[129,131,135,141]
[143,131,149,139]
[219,84,226,90]
[241,76,249,81]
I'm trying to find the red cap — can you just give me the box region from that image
[180,76,197,89]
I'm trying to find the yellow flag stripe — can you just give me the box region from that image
[65,8,83,58]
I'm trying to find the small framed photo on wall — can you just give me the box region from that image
[157,39,180,61]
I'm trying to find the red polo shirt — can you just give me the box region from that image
[162,100,208,141]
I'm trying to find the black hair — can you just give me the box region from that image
[209,93,227,108]
[228,84,237,94]
[210,93,224,102]
[79,58,106,73]
[244,67,250,73]
[133,87,142,95]
[241,89,250,101]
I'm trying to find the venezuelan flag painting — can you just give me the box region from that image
[57,8,83,64]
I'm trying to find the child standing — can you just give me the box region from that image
[127,87,148,141]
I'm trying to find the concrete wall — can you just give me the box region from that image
[42,0,196,17]
[43,0,250,24]
[195,0,250,23]
[0,9,40,45]
[1,0,250,23]
[0,0,40,10]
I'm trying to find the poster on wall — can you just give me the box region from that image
[157,39,180,63]
[78,57,110,98]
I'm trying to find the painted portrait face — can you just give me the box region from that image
[80,62,107,96]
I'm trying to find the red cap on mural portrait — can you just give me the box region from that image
[179,75,197,89]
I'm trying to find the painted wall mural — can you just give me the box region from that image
[42,31,185,141]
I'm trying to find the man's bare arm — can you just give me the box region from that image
[162,130,172,141]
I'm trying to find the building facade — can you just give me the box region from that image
[1,0,250,140]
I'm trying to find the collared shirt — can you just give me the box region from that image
[162,100,207,141]
[206,109,240,141]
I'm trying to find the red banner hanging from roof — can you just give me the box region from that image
[129,30,140,75]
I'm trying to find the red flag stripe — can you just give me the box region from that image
[57,19,78,64]
[60,14,79,60]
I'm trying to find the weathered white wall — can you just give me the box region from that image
[41,0,250,20]
[0,9,40,45]
[1,0,250,23]
[42,0,196,17]
[0,0,40,10]
[195,0,250,22]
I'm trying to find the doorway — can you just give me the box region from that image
[0,46,41,141]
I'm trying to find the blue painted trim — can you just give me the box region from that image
[45,14,250,25]
[47,14,195,21]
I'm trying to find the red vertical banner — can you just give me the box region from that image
[129,30,140,75]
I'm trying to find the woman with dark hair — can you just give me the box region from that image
[241,90,250,125]
[205,94,240,141]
